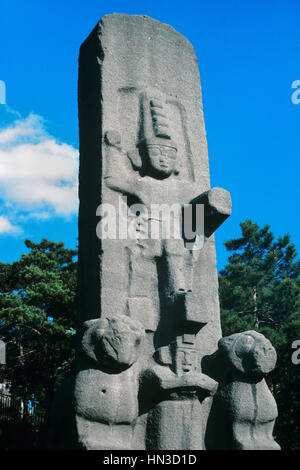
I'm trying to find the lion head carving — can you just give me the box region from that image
[81,315,145,369]
[218,330,277,378]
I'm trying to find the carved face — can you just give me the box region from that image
[81,316,145,370]
[175,347,198,376]
[146,144,177,177]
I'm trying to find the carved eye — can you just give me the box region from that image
[166,149,176,159]
[148,147,161,156]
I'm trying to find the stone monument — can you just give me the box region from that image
[48,14,280,450]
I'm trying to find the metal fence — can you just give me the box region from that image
[0,393,45,426]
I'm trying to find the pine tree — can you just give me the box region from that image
[0,239,77,417]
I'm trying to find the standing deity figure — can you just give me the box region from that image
[144,334,218,450]
[104,93,231,299]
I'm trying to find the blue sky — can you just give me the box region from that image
[0,0,299,270]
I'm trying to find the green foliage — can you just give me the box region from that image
[0,239,77,411]
[219,219,300,449]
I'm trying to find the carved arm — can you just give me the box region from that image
[104,130,138,197]
[190,187,232,239]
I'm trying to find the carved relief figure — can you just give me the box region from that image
[143,333,218,449]
[104,92,232,301]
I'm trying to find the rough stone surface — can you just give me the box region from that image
[206,331,281,450]
[48,14,280,450]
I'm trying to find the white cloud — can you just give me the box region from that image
[0,113,79,224]
[0,114,45,146]
[0,215,18,234]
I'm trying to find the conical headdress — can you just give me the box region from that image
[138,93,177,150]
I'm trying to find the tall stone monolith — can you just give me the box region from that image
[48,14,280,451]
[75,13,231,449]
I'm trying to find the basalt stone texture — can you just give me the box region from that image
[206,331,281,450]
[49,14,280,450]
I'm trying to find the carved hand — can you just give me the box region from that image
[158,369,218,396]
